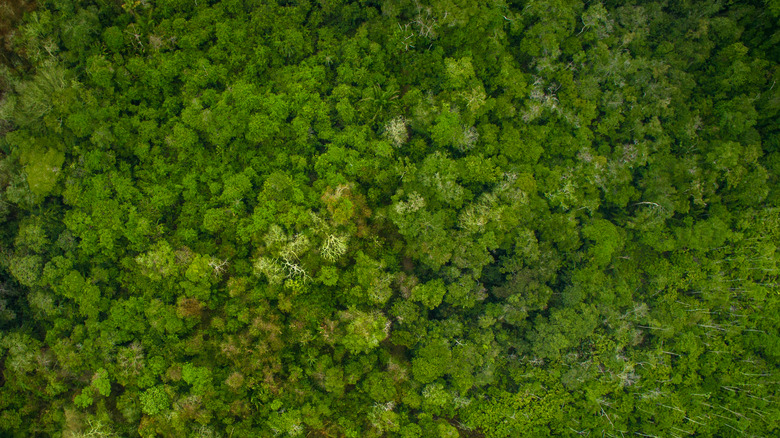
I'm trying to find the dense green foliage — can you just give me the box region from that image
[1,0,779,436]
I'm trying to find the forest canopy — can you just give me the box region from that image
[1,0,779,437]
